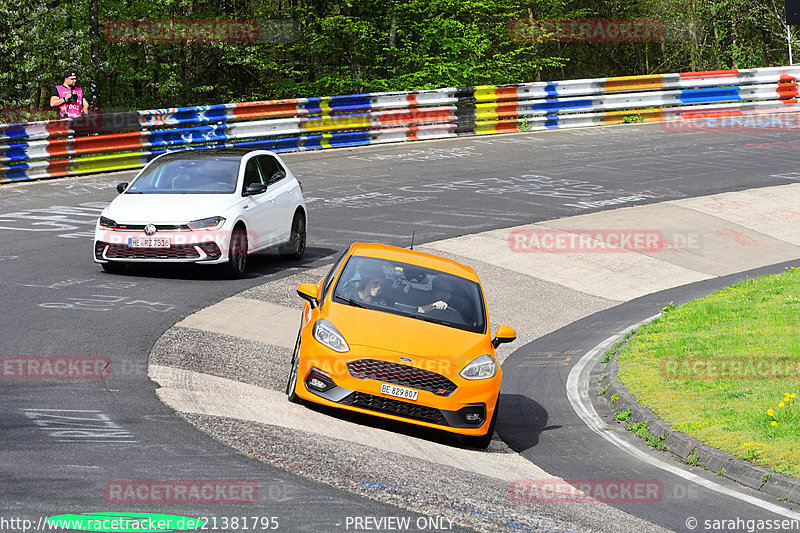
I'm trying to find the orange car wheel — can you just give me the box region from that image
[286,330,302,404]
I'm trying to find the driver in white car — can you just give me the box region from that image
[417,277,454,314]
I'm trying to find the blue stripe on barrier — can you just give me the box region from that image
[679,87,741,104]
[146,124,230,147]
[544,83,559,97]
[532,99,594,113]
[2,126,35,141]
[544,117,561,129]
[3,144,33,162]
[2,162,32,181]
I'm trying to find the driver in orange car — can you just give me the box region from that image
[417,276,453,314]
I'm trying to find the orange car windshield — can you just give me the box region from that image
[332,256,486,334]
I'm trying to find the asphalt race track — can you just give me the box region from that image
[2,121,800,531]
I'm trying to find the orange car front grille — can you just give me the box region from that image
[347,359,457,396]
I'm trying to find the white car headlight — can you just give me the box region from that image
[99,216,118,229]
[187,216,225,230]
[312,319,349,353]
[460,354,497,380]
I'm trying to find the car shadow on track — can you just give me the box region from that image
[95,246,338,281]
[497,393,560,452]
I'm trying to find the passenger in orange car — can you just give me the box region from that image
[352,270,388,305]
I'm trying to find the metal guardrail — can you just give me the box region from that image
[2,65,800,183]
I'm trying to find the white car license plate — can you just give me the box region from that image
[380,383,418,401]
[128,237,170,248]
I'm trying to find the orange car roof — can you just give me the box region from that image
[348,242,480,282]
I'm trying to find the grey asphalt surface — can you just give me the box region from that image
[2,121,800,531]
[499,260,800,533]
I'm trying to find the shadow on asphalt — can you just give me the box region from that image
[497,393,560,452]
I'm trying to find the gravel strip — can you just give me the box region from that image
[151,326,291,392]
[181,413,671,533]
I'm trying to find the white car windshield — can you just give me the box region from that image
[126,157,240,194]
[333,256,487,334]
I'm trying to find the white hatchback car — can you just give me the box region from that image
[93,148,307,277]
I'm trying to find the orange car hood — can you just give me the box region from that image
[324,302,490,367]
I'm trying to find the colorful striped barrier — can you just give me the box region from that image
[3,65,800,182]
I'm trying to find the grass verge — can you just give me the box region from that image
[616,266,800,478]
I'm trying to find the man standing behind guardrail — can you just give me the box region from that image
[50,69,89,118]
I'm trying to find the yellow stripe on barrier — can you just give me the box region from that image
[319,97,333,115]
[319,133,333,149]
[602,108,664,124]
[304,115,370,132]
[474,86,520,103]
[604,75,663,92]
[475,103,502,121]
[71,151,147,174]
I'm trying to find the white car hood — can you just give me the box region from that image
[104,194,241,224]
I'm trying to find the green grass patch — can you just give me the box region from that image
[616,267,800,477]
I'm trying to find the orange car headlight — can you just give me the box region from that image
[312,319,350,353]
[460,354,497,380]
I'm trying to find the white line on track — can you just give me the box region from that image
[566,314,800,521]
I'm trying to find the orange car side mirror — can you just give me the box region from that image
[492,324,517,348]
[297,283,320,309]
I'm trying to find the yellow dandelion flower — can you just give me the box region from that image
[771,421,778,426]
[767,409,774,416]
[792,393,797,398]
[779,402,785,407]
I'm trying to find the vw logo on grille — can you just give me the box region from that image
[144,224,157,236]
[399,356,412,362]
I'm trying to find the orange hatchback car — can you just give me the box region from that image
[286,242,516,448]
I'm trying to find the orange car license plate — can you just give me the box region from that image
[380,383,418,401]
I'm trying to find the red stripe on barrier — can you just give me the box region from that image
[232,100,301,120]
[495,103,522,118]
[777,82,800,99]
[45,138,71,158]
[46,158,72,177]
[407,93,419,107]
[679,69,739,79]
[406,126,419,141]
[494,119,522,132]
[494,87,520,101]
[71,132,146,155]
